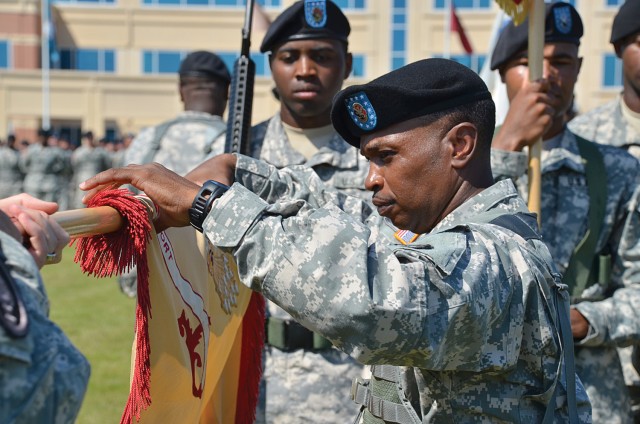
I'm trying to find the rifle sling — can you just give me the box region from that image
[562,135,607,299]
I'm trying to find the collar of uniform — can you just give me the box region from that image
[431,179,529,235]
[540,128,585,175]
[177,110,223,121]
[261,114,361,169]
[259,114,307,168]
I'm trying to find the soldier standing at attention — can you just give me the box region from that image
[490,3,640,422]
[118,50,230,297]
[569,0,640,157]
[124,50,230,176]
[209,1,370,422]
[82,58,592,422]
[71,131,112,209]
[0,135,24,199]
[568,1,640,419]
[20,129,71,204]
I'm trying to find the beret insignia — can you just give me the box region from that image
[305,0,327,28]
[554,6,572,35]
[347,92,377,131]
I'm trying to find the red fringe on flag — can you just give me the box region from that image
[235,292,266,424]
[70,189,153,423]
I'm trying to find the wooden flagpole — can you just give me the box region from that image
[527,0,544,227]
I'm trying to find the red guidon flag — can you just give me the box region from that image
[451,2,474,54]
[73,190,264,424]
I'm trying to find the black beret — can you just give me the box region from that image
[260,0,350,53]
[490,2,583,71]
[331,58,492,147]
[611,0,640,45]
[179,50,231,84]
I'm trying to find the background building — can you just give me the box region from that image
[0,0,626,144]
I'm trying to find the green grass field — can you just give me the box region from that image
[41,247,136,423]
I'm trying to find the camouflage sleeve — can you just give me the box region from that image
[123,127,155,166]
[574,185,640,347]
[490,148,528,182]
[233,154,373,221]
[0,231,90,422]
[203,184,531,369]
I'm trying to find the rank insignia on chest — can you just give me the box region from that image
[394,229,419,245]
[305,0,327,28]
[346,91,378,131]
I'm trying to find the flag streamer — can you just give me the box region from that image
[494,0,530,25]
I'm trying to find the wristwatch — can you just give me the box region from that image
[188,180,229,232]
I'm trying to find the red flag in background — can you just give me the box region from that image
[451,2,474,54]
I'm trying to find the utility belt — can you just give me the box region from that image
[265,317,333,352]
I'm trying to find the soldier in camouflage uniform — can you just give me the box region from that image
[119,50,230,297]
[209,2,369,422]
[71,131,112,209]
[490,3,640,422]
[83,58,592,422]
[568,1,640,420]
[20,129,71,204]
[124,50,230,176]
[0,193,90,423]
[0,135,24,199]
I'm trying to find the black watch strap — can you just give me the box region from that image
[189,180,229,232]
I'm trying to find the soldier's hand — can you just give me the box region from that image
[570,308,590,340]
[493,78,555,152]
[80,163,200,232]
[0,194,68,268]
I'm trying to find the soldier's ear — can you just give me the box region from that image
[447,122,478,169]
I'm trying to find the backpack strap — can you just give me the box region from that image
[562,135,607,299]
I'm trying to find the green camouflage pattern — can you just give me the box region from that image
[125,111,226,176]
[200,155,592,422]
[570,99,640,422]
[214,114,371,423]
[0,146,23,199]
[20,144,71,204]
[492,128,640,423]
[70,146,112,209]
[0,231,90,423]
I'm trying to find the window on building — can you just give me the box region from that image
[391,0,407,70]
[142,50,272,77]
[54,0,115,4]
[142,0,280,6]
[434,0,490,9]
[333,0,366,9]
[606,0,624,6]
[59,49,115,72]
[602,53,623,87]
[0,40,9,69]
[351,54,365,77]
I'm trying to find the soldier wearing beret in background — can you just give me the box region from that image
[208,1,370,422]
[569,0,640,158]
[490,3,640,422]
[118,50,231,297]
[568,1,640,420]
[82,58,592,423]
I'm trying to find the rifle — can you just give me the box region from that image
[224,0,256,156]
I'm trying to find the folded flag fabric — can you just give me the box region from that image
[72,190,264,424]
